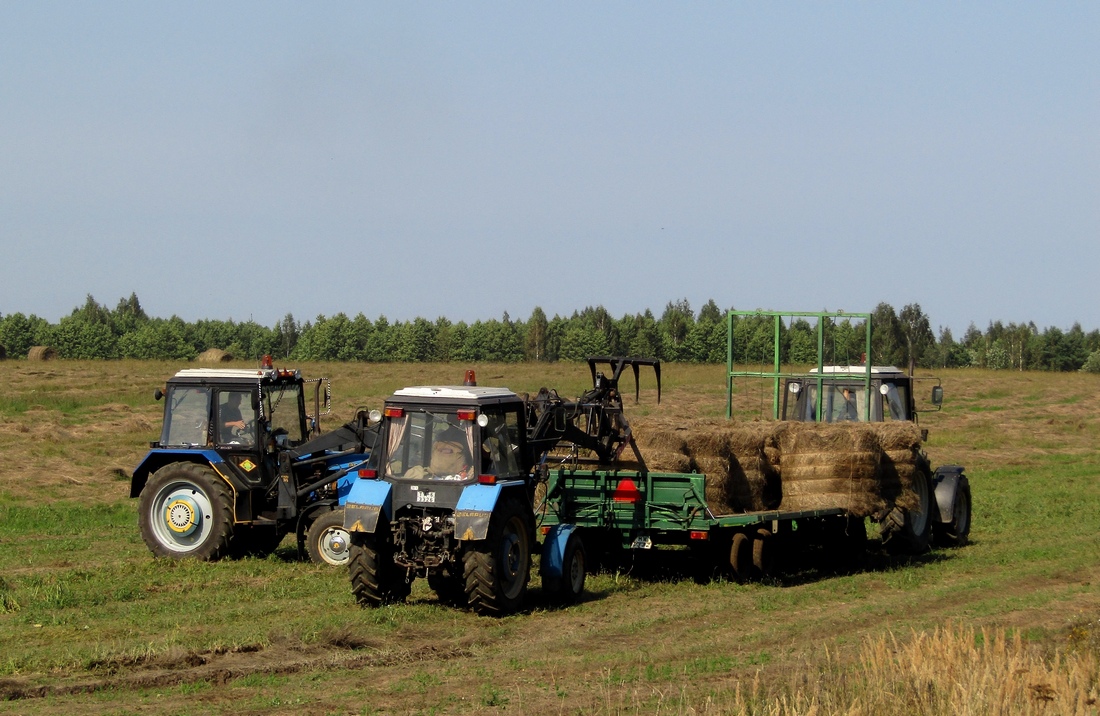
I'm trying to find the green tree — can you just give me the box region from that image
[0,313,50,358]
[659,299,694,361]
[898,303,935,370]
[53,314,118,358]
[524,307,549,361]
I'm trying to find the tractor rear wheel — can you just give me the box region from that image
[934,479,972,547]
[889,468,934,554]
[138,462,234,561]
[306,509,352,566]
[348,525,410,607]
[463,498,533,616]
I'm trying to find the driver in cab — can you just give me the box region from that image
[220,392,253,445]
[405,425,471,481]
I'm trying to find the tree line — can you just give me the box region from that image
[1,294,1099,373]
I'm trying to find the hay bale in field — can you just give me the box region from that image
[27,346,56,361]
[198,348,233,364]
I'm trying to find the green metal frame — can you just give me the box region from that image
[725,310,873,420]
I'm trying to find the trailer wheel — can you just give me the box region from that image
[752,528,773,578]
[546,532,586,604]
[889,468,934,554]
[348,525,410,607]
[729,532,752,583]
[138,462,234,561]
[934,478,971,547]
[306,509,352,566]
[464,498,533,616]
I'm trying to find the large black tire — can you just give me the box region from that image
[305,509,352,566]
[889,468,934,554]
[729,531,753,583]
[348,525,411,607]
[463,499,534,616]
[138,462,234,561]
[934,479,972,547]
[752,528,773,579]
[544,532,586,604]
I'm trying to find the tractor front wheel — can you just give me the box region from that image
[138,462,234,561]
[306,509,352,566]
[464,499,533,616]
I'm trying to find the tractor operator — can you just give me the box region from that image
[405,425,472,481]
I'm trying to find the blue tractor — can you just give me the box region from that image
[344,359,659,615]
[131,357,378,564]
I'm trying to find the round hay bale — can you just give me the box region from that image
[27,346,57,361]
[198,348,233,364]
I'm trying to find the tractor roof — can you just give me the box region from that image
[390,385,519,403]
[168,367,301,384]
[808,366,906,377]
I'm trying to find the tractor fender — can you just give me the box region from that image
[343,479,392,534]
[933,465,967,523]
[130,449,227,498]
[540,523,580,581]
[454,480,527,542]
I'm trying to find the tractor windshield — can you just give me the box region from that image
[384,410,477,482]
[261,382,306,443]
[161,387,211,447]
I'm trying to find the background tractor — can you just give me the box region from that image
[131,357,379,564]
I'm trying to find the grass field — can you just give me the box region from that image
[1,360,1099,714]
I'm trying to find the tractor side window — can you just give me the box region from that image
[163,387,211,446]
[480,409,522,478]
[218,390,255,446]
[263,383,305,443]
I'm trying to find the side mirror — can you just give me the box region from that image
[153,388,164,401]
[931,386,943,406]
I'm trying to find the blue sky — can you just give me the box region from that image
[2,3,1097,336]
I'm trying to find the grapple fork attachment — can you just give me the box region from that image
[586,356,661,404]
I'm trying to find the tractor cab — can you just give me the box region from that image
[782,366,942,424]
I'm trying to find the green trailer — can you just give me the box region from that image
[537,467,866,581]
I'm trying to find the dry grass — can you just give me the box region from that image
[718,623,1100,716]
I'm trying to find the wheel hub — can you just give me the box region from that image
[165,497,201,536]
[326,531,348,556]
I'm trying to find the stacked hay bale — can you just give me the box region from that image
[628,417,924,518]
[870,423,925,513]
[777,423,885,516]
[27,346,57,361]
[198,348,233,364]
[630,417,782,515]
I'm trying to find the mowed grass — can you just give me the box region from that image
[0,361,1098,714]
